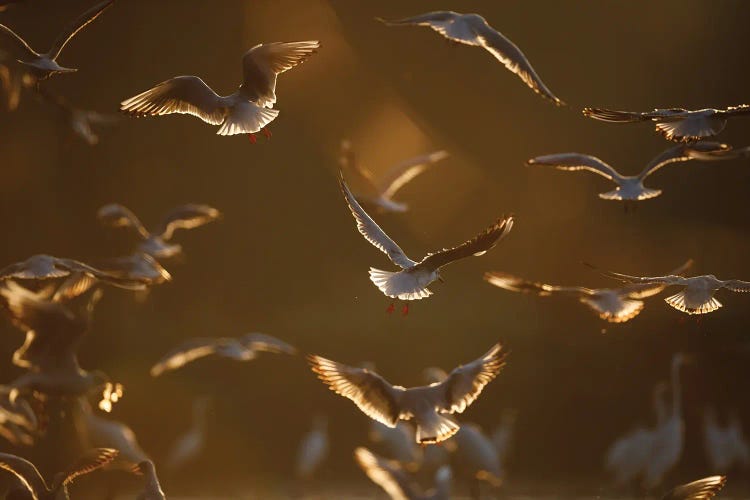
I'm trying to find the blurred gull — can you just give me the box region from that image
[165,397,210,472]
[98,253,171,286]
[308,341,506,444]
[378,11,563,105]
[120,41,319,140]
[295,415,329,480]
[452,423,503,492]
[369,420,421,467]
[702,408,750,473]
[355,447,451,500]
[133,460,166,500]
[660,475,726,500]
[38,86,121,145]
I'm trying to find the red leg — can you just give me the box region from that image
[386,303,395,314]
[262,128,272,139]
[247,133,257,143]
[401,304,409,316]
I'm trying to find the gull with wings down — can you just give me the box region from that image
[583,105,750,142]
[378,11,563,106]
[120,41,319,140]
[339,140,448,213]
[484,259,693,323]
[528,142,733,211]
[355,447,452,500]
[0,0,114,81]
[340,174,513,314]
[308,341,506,444]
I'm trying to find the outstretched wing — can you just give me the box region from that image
[718,104,750,117]
[239,333,297,355]
[527,153,620,181]
[57,448,118,487]
[49,0,115,60]
[155,204,221,240]
[0,24,38,59]
[582,107,687,123]
[483,271,593,297]
[638,142,732,180]
[660,475,726,500]
[97,204,150,239]
[721,279,750,293]
[584,262,683,287]
[340,173,415,269]
[436,342,507,414]
[623,259,694,299]
[417,216,514,271]
[0,452,49,497]
[353,447,415,500]
[150,338,225,377]
[241,41,319,107]
[380,150,449,199]
[377,11,459,29]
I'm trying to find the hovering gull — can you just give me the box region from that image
[165,397,210,472]
[340,174,513,312]
[702,408,750,473]
[132,461,166,500]
[527,142,733,210]
[150,332,296,377]
[583,105,750,142]
[660,476,726,500]
[339,140,449,213]
[0,0,114,80]
[590,264,750,315]
[354,447,451,500]
[97,203,221,259]
[295,415,329,480]
[378,11,563,105]
[0,448,117,500]
[484,259,693,323]
[308,341,506,443]
[119,41,319,140]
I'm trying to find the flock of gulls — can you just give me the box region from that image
[0,1,747,499]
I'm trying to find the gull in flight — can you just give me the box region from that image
[97,203,221,260]
[150,333,296,377]
[378,11,563,106]
[307,341,506,444]
[120,41,319,140]
[340,174,513,314]
[583,105,750,142]
[660,476,726,500]
[0,0,114,80]
[484,259,693,323]
[339,140,449,213]
[527,142,734,211]
[589,264,750,315]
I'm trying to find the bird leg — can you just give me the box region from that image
[262,128,272,140]
[401,304,409,316]
[386,303,395,314]
[247,133,257,143]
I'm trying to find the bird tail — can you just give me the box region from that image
[416,413,459,444]
[216,101,279,136]
[665,291,722,314]
[368,268,432,301]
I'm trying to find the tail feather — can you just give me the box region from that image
[665,291,722,314]
[368,268,432,301]
[216,102,279,136]
[416,413,459,444]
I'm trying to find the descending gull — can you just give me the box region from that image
[295,415,329,480]
[583,105,750,142]
[0,0,114,80]
[484,259,693,323]
[378,11,563,105]
[661,476,726,500]
[150,333,296,377]
[340,173,513,313]
[308,341,506,443]
[97,203,221,260]
[339,140,449,213]
[527,142,733,210]
[702,408,750,473]
[119,41,319,140]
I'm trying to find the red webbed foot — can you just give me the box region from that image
[262,128,272,140]
[386,303,395,314]
[247,133,257,144]
[401,304,409,316]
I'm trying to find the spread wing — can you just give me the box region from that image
[120,76,227,126]
[582,107,687,123]
[0,452,48,497]
[97,204,150,239]
[380,150,449,199]
[718,104,750,117]
[721,279,750,293]
[637,142,732,180]
[584,263,684,287]
[155,204,221,240]
[483,271,593,297]
[340,173,415,269]
[377,11,459,29]
[417,216,514,271]
[0,24,38,59]
[527,153,620,181]
[660,476,726,500]
[436,342,507,414]
[241,41,319,107]
[622,259,694,299]
[150,338,226,377]
[49,0,115,60]
[354,447,415,500]
[55,258,148,291]
[338,140,380,196]
[56,448,118,487]
[308,354,404,426]
[239,333,297,355]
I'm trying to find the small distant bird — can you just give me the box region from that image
[583,105,750,142]
[0,0,114,80]
[150,332,296,377]
[119,41,319,140]
[484,259,693,323]
[164,397,210,472]
[97,203,221,259]
[0,448,117,499]
[340,174,513,312]
[378,11,563,105]
[354,447,452,500]
[295,415,329,480]
[308,341,506,443]
[339,140,449,213]
[132,460,166,500]
[527,142,733,210]
[660,475,726,500]
[98,253,171,285]
[702,408,750,473]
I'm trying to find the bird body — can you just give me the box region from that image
[369,420,421,466]
[295,416,329,480]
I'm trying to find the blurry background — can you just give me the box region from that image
[1,0,750,497]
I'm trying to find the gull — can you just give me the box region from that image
[308,341,506,444]
[340,174,514,312]
[527,142,733,211]
[295,415,329,480]
[150,332,296,377]
[165,397,210,472]
[97,203,221,259]
[119,41,319,140]
[98,253,171,285]
[339,140,449,213]
[378,11,563,106]
[354,447,452,500]
[38,86,121,145]
[0,447,117,500]
[0,386,36,447]
[0,0,114,81]
[452,423,503,493]
[583,105,750,142]
[492,409,517,469]
[132,460,166,500]
[368,420,421,467]
[484,259,693,323]
[702,408,750,473]
[661,476,726,500]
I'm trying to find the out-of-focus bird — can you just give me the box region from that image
[0,0,114,80]
[98,253,171,285]
[583,105,750,142]
[378,11,563,105]
[37,86,121,145]
[369,420,421,468]
[452,423,503,494]
[150,333,296,377]
[492,409,517,471]
[485,259,693,323]
[338,140,448,213]
[119,41,319,140]
[133,460,166,500]
[340,174,514,311]
[295,415,329,480]
[0,50,34,111]
[660,475,726,500]
[355,447,452,500]
[0,447,117,499]
[308,342,507,443]
[0,386,36,447]
[164,397,210,472]
[702,408,750,473]
[97,203,221,260]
